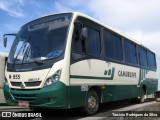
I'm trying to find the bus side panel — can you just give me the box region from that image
[142,78,158,95]
[70,59,140,107]
[140,69,158,95]
[102,85,140,102]
[70,86,87,108]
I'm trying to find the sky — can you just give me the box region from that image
[0,0,160,89]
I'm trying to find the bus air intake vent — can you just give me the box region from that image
[11,93,37,102]
[11,81,41,87]
[11,82,21,87]
[24,81,41,87]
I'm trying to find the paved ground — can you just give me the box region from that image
[0,100,159,120]
[0,106,30,112]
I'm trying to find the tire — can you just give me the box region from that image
[138,88,145,103]
[83,90,99,115]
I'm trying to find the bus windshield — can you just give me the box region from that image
[8,13,72,64]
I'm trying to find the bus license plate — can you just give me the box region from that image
[18,101,29,107]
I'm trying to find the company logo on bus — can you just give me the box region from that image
[20,82,25,89]
[118,70,136,78]
[104,67,115,80]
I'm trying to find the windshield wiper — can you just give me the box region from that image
[33,59,43,65]
[12,40,27,66]
[12,35,31,66]
[22,44,31,64]
[22,48,43,65]
[26,58,43,65]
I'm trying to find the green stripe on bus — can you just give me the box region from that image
[70,68,115,80]
[70,75,113,80]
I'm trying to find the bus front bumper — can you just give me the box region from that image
[3,81,69,109]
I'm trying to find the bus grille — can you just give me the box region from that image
[11,93,37,102]
[11,81,41,87]
[25,81,41,87]
[10,82,21,86]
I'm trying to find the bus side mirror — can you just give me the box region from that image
[3,36,7,48]
[81,27,88,40]
[3,33,17,48]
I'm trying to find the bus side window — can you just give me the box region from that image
[72,22,101,57]
[72,22,83,53]
[138,47,148,69]
[104,29,114,59]
[84,25,100,56]
[147,51,156,70]
[124,40,138,65]
[113,35,123,62]
[104,29,123,62]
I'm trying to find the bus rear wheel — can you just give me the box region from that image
[138,88,146,103]
[83,90,99,115]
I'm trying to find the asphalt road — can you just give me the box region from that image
[0,99,157,120]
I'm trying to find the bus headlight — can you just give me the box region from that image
[43,69,62,87]
[4,78,9,86]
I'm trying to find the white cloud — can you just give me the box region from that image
[0,0,24,17]
[54,2,73,12]
[53,0,89,14]
[14,0,24,5]
[88,0,160,32]
[52,0,160,32]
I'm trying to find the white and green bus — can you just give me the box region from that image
[3,12,158,115]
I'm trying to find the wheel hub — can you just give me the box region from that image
[88,96,97,109]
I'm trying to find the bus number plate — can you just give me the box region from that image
[18,101,29,107]
[9,74,20,79]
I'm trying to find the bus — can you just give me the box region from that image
[3,12,158,115]
[0,52,8,103]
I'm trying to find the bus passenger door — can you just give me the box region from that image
[69,19,102,108]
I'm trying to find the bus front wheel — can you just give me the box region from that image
[83,90,99,115]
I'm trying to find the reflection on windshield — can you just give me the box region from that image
[8,14,71,64]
